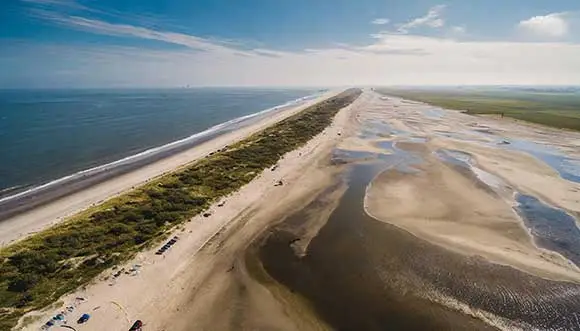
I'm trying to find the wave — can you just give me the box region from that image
[0,185,24,198]
[0,92,323,205]
[422,286,536,331]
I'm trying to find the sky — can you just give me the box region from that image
[1,0,580,88]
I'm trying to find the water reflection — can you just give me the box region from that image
[516,194,580,267]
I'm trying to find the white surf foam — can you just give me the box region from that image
[0,92,323,205]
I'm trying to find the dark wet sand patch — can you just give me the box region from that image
[255,162,580,331]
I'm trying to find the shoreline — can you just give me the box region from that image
[16,89,363,331]
[0,92,320,219]
[0,90,324,202]
[0,92,322,204]
[0,90,338,246]
[10,89,580,331]
[253,91,580,331]
[362,93,580,282]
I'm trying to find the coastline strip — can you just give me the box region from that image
[0,92,331,247]
[0,88,362,330]
[0,93,322,220]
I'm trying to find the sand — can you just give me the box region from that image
[366,157,580,281]
[336,136,393,155]
[0,90,339,247]
[17,89,580,330]
[363,93,580,282]
[17,89,366,331]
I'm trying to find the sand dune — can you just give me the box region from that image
[0,91,339,247]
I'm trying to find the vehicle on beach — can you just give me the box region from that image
[77,313,90,324]
[129,319,143,330]
[155,236,179,255]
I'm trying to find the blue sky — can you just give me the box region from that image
[2,0,580,87]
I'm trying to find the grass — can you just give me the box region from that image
[377,88,580,131]
[0,88,362,330]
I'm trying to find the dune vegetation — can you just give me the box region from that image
[0,88,361,330]
[377,88,580,131]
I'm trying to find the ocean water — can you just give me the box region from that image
[0,88,318,194]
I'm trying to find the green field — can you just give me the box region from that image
[377,87,580,131]
[0,88,362,330]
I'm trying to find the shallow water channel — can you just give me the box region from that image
[436,148,580,268]
[257,138,580,330]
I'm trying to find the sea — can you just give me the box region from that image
[0,88,320,200]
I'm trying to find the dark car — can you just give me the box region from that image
[129,319,143,330]
[77,313,90,324]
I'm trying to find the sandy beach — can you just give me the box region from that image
[0,90,339,247]
[363,94,580,282]
[253,91,580,330]
[16,89,362,330]
[16,89,580,331]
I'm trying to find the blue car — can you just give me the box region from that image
[77,313,90,324]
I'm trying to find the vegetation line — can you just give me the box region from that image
[0,88,362,330]
[377,89,580,131]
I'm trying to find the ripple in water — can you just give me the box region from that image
[257,159,580,331]
[516,194,580,267]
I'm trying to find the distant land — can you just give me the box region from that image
[377,86,580,131]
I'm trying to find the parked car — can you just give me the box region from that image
[129,319,143,330]
[77,313,90,324]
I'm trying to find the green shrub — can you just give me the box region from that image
[0,89,361,329]
[7,275,38,293]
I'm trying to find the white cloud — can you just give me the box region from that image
[8,3,580,88]
[451,26,466,34]
[6,32,580,88]
[398,4,446,33]
[371,18,390,25]
[518,12,569,38]
[30,9,257,56]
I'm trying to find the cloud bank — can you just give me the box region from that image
[4,1,580,88]
[518,12,569,38]
[397,5,446,33]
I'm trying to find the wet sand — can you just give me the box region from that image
[19,90,580,331]
[252,91,580,330]
[366,147,580,282]
[257,162,498,331]
[258,159,580,331]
